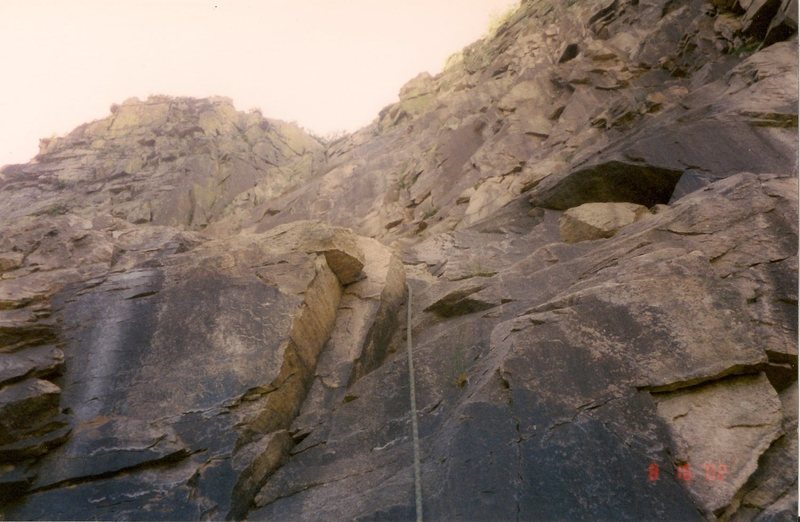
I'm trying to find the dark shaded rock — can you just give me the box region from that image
[3,469,205,521]
[515,421,703,521]
[530,160,684,209]
[558,42,580,63]
[0,464,34,504]
[0,423,70,462]
[669,170,725,203]
[743,0,785,39]
[0,379,61,446]
[422,283,502,317]
[764,0,798,45]
[764,362,797,391]
[32,417,190,491]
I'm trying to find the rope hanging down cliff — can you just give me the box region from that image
[406,282,423,522]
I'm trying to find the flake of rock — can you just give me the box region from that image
[559,202,649,242]
[721,382,798,519]
[32,416,190,490]
[653,374,783,515]
[0,378,62,446]
[422,282,503,317]
[0,345,64,386]
[0,423,71,462]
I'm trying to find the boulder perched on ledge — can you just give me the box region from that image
[559,201,650,243]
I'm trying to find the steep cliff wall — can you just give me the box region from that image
[0,0,797,520]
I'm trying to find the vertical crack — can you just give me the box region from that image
[498,369,523,522]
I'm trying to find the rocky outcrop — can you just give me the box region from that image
[530,36,798,209]
[0,220,405,518]
[2,96,324,230]
[246,172,796,521]
[0,0,796,520]
[206,0,797,248]
[238,1,797,518]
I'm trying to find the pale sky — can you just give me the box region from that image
[0,0,518,166]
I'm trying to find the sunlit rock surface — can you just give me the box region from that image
[0,0,797,520]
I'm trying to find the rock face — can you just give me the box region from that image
[0,219,404,518]
[3,96,324,231]
[0,0,797,520]
[654,374,783,514]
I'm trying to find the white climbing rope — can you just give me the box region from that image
[406,282,423,522]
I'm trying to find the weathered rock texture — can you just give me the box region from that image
[0,0,797,520]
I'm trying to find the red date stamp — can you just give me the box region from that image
[648,461,728,483]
